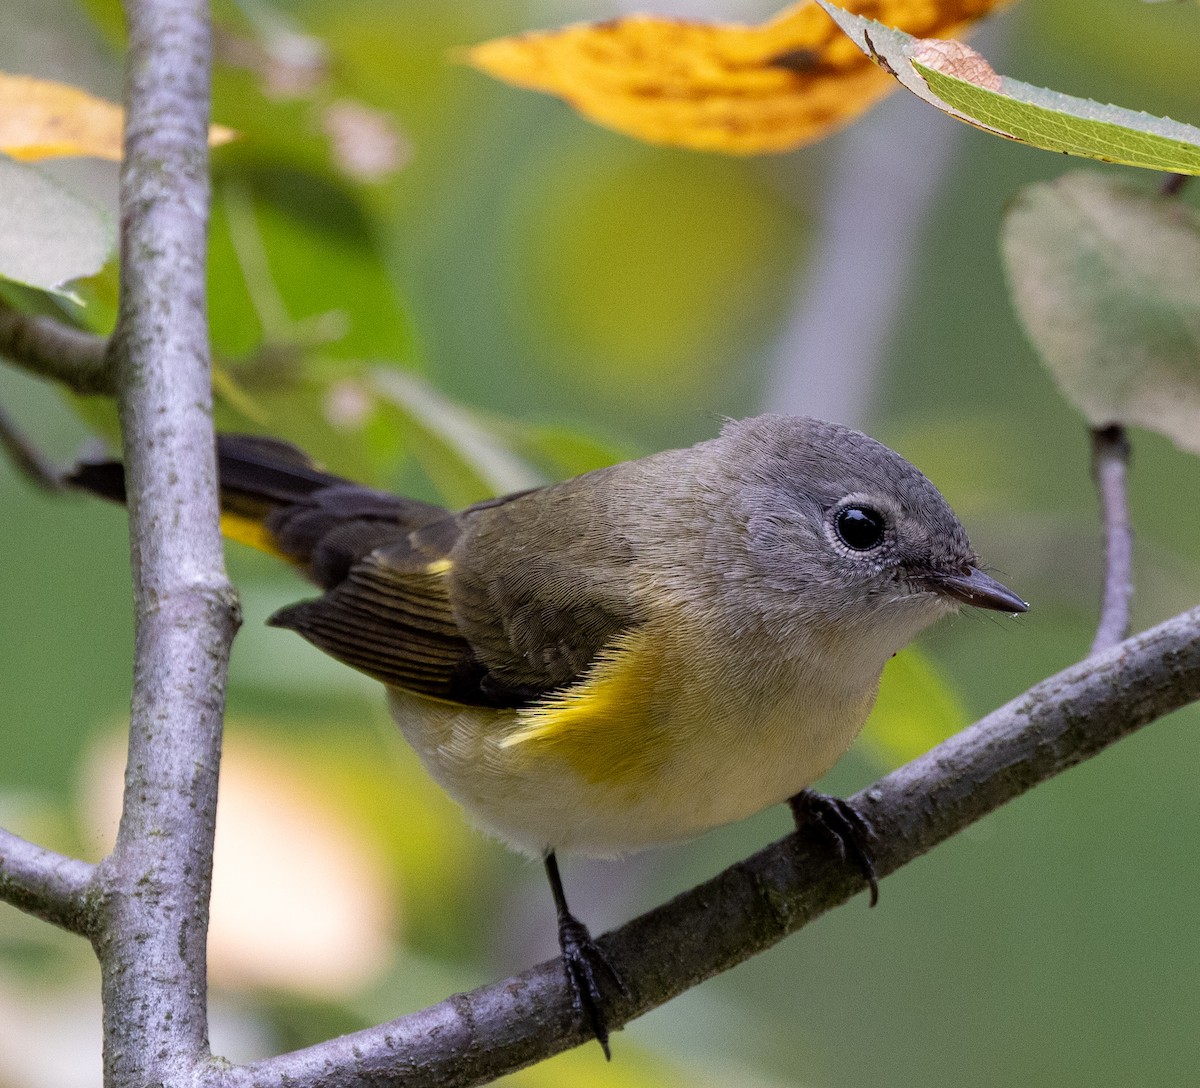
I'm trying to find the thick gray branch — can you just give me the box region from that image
[0,828,96,935]
[217,602,1200,1088]
[93,1,238,1086]
[0,306,112,394]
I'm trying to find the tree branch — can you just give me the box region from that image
[0,828,96,936]
[0,402,67,490]
[0,306,112,394]
[1090,424,1133,654]
[92,1,239,1085]
[217,602,1200,1088]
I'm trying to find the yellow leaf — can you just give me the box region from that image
[467,0,1013,155]
[0,72,236,162]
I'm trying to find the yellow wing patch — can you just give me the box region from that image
[219,512,290,562]
[501,627,668,790]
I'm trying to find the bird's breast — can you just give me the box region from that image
[387,618,881,856]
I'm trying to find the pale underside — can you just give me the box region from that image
[386,596,950,856]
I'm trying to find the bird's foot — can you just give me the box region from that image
[557,910,628,1060]
[788,789,879,907]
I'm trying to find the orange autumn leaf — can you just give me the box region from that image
[0,72,235,162]
[467,0,1013,155]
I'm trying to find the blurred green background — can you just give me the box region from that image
[2,1,1200,1085]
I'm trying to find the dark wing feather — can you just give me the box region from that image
[445,469,644,692]
[73,433,642,707]
[271,470,646,708]
[267,531,492,703]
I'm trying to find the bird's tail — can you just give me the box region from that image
[68,434,450,588]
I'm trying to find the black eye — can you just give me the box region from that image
[835,505,886,551]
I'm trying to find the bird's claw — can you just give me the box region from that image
[789,789,880,907]
[557,912,627,1059]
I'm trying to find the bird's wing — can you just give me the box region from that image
[270,475,645,708]
[268,538,493,703]
[74,434,644,706]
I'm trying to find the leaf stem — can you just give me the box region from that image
[1160,173,1190,198]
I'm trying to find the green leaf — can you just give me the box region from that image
[499,420,634,481]
[209,171,415,364]
[857,647,969,770]
[0,155,113,301]
[200,171,422,487]
[1001,171,1200,455]
[816,1,1200,174]
[371,368,544,505]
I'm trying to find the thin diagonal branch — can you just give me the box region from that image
[93,0,239,1085]
[0,307,112,394]
[0,402,67,490]
[0,828,96,936]
[1090,424,1133,654]
[218,601,1200,1088]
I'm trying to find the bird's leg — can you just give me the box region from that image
[543,851,627,1059]
[788,789,880,907]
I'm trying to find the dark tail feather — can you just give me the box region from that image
[66,459,127,505]
[66,434,338,506]
[66,434,351,513]
[214,435,354,513]
[67,434,452,589]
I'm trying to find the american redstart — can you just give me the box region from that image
[69,413,1026,1054]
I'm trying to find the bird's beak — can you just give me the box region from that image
[921,566,1028,614]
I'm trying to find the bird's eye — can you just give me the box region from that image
[835,505,886,551]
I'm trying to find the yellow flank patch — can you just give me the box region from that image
[219,512,288,561]
[423,558,453,576]
[501,627,668,790]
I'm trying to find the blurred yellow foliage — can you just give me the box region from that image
[858,647,969,768]
[498,1041,712,1088]
[0,72,235,161]
[79,725,398,999]
[516,149,801,394]
[468,0,1012,154]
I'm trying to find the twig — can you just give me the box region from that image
[1090,424,1133,654]
[222,180,293,340]
[0,402,66,490]
[0,307,112,394]
[763,80,964,422]
[0,828,95,935]
[1160,173,1190,198]
[93,1,239,1085]
[217,601,1200,1088]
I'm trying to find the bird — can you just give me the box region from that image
[69,413,1026,1055]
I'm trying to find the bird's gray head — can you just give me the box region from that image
[719,415,1025,646]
